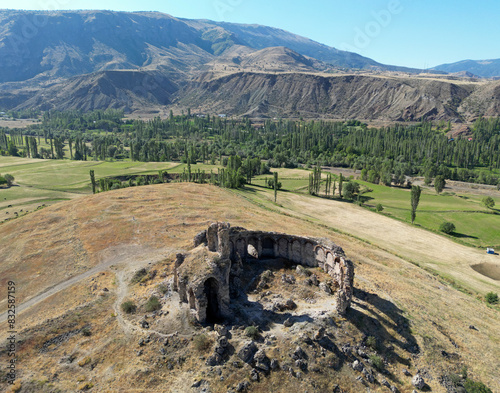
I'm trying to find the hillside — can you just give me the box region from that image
[13,70,179,112]
[1,10,500,120]
[179,72,477,121]
[0,183,498,392]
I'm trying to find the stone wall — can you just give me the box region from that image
[177,222,355,322]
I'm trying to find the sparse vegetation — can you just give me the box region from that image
[366,335,377,350]
[121,300,137,314]
[464,379,493,393]
[81,327,92,336]
[485,292,498,304]
[482,196,495,209]
[193,334,213,352]
[244,326,259,340]
[157,283,169,294]
[368,354,384,371]
[145,295,161,312]
[131,268,147,284]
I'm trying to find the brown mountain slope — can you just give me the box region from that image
[14,70,178,112]
[180,72,477,121]
[458,79,500,119]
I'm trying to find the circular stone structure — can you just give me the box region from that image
[174,222,355,323]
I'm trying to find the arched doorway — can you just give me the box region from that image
[261,237,275,258]
[204,278,221,323]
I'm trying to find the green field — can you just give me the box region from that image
[1,157,499,248]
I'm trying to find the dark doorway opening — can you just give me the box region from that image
[204,278,221,323]
[261,237,275,258]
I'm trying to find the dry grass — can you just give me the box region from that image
[0,183,498,392]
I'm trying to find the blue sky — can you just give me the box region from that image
[3,0,500,68]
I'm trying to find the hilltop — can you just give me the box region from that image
[0,183,498,392]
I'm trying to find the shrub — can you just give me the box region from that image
[439,222,456,234]
[145,295,161,312]
[464,379,493,393]
[482,196,495,209]
[485,292,498,304]
[369,354,384,371]
[244,326,259,340]
[4,174,14,186]
[81,327,92,336]
[121,300,137,314]
[131,268,147,284]
[193,334,212,352]
[157,283,169,294]
[376,204,383,212]
[366,335,377,350]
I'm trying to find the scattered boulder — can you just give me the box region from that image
[250,369,260,381]
[292,346,307,360]
[281,274,296,285]
[254,349,271,372]
[295,359,308,371]
[237,341,257,364]
[205,353,223,366]
[412,374,425,390]
[283,318,293,327]
[285,299,297,310]
[403,369,412,376]
[319,282,333,294]
[362,368,374,383]
[236,381,250,392]
[314,327,326,340]
[270,359,279,370]
[352,360,364,372]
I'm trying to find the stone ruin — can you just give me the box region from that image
[173,222,354,323]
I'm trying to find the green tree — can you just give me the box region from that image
[434,175,446,194]
[7,141,18,156]
[482,196,495,209]
[376,203,384,212]
[343,181,360,200]
[424,172,432,186]
[410,185,422,224]
[338,173,344,199]
[485,292,498,304]
[89,170,96,194]
[4,174,14,187]
[439,222,455,234]
[274,171,278,203]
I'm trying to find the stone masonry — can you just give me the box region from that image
[174,222,355,323]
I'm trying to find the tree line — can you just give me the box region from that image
[3,110,500,187]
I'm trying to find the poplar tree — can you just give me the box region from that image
[90,170,96,194]
[411,185,422,224]
[338,173,344,199]
[274,172,278,202]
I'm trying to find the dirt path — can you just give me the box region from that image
[0,244,173,324]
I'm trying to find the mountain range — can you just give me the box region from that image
[0,9,499,121]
